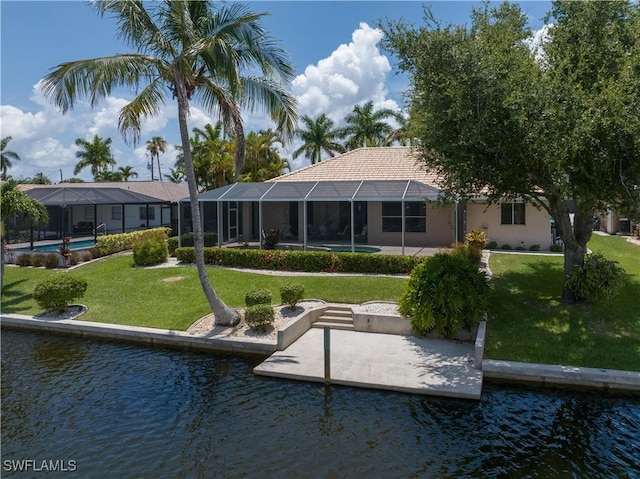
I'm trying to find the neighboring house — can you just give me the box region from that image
[187,147,554,252]
[7,182,188,243]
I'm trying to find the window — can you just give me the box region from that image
[84,206,94,220]
[111,206,122,221]
[140,206,156,221]
[501,202,525,225]
[382,202,426,233]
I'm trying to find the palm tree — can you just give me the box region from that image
[339,101,403,150]
[164,167,184,183]
[241,129,289,181]
[146,136,167,181]
[42,1,298,326]
[293,114,344,165]
[1,136,21,180]
[118,165,138,181]
[30,172,52,184]
[74,135,116,180]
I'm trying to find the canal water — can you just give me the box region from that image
[2,329,639,478]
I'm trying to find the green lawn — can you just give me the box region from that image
[1,255,407,331]
[3,235,638,371]
[486,234,640,371]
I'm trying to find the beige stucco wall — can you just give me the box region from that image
[367,202,454,247]
[466,201,552,249]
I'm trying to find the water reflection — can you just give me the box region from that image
[2,329,639,478]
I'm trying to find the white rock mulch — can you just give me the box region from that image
[187,300,326,340]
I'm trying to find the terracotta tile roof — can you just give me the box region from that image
[18,181,189,203]
[272,147,444,188]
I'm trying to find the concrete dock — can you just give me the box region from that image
[254,328,483,400]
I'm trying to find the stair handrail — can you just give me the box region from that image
[95,223,107,236]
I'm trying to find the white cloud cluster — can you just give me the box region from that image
[1,22,402,180]
[291,22,398,122]
[524,24,552,64]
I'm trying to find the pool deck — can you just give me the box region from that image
[254,328,483,400]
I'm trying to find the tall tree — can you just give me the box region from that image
[146,136,167,181]
[117,165,138,181]
[1,136,21,180]
[164,167,184,183]
[383,0,640,301]
[30,172,52,185]
[1,181,49,286]
[241,129,289,181]
[74,135,116,180]
[42,0,298,325]
[338,101,403,150]
[293,114,344,165]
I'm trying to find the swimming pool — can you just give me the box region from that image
[13,239,97,253]
[311,245,382,254]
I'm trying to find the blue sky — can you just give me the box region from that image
[0,1,550,182]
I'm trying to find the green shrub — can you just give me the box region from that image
[244,304,275,332]
[450,243,482,267]
[96,227,170,256]
[33,274,88,312]
[565,252,625,303]
[486,241,498,250]
[634,223,640,240]
[399,253,490,338]
[501,244,512,250]
[167,233,218,255]
[550,243,563,252]
[464,229,487,250]
[245,288,272,306]
[16,254,32,267]
[132,237,168,266]
[280,283,305,310]
[32,253,46,268]
[263,228,281,250]
[529,244,541,251]
[175,247,425,274]
[45,253,59,269]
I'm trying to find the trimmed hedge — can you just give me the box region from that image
[175,247,424,274]
[133,237,169,266]
[280,283,305,310]
[245,288,272,306]
[96,227,171,256]
[167,233,218,255]
[244,304,275,332]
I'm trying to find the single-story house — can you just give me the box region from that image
[7,181,188,244]
[183,147,555,252]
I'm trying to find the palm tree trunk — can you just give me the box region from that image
[157,155,162,182]
[173,62,239,326]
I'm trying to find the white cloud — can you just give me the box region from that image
[525,24,552,64]
[291,22,398,124]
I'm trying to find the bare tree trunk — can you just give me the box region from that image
[549,196,593,302]
[173,62,239,326]
[157,155,162,182]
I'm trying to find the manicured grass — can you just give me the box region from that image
[1,254,407,331]
[487,234,640,371]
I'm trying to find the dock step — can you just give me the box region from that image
[312,306,354,331]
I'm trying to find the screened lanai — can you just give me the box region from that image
[183,179,453,254]
[15,187,172,244]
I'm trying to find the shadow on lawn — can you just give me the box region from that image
[488,258,639,369]
[0,279,32,313]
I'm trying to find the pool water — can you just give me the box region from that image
[2,329,638,478]
[14,239,96,253]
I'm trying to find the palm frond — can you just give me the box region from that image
[42,54,164,113]
[118,78,167,145]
